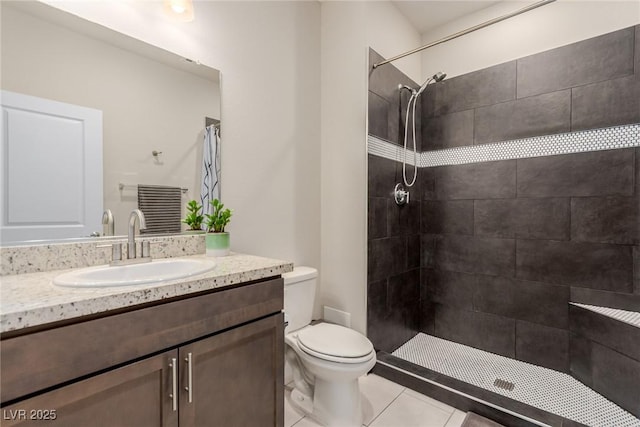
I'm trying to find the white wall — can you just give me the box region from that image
[420,0,640,79]
[366,1,422,83]
[39,1,321,269]
[319,1,421,333]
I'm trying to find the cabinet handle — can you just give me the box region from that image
[169,358,177,411]
[185,352,193,403]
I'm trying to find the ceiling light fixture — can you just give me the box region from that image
[163,0,194,22]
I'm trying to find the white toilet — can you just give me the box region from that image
[283,267,376,427]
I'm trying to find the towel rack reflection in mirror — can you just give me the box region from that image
[119,183,189,194]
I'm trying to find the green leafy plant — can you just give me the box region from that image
[205,198,232,233]
[182,200,204,231]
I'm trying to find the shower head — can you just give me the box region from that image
[415,71,447,96]
[433,72,446,82]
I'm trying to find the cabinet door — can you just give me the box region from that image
[179,314,284,427]
[1,349,178,427]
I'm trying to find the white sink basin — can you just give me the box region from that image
[53,258,217,288]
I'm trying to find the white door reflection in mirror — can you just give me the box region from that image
[1,90,103,243]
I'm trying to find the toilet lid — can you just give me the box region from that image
[297,323,374,362]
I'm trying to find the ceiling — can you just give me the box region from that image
[392,1,502,34]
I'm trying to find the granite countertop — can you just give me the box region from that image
[0,253,293,334]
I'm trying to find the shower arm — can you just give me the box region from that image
[372,0,556,69]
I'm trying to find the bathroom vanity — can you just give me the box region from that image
[0,249,292,427]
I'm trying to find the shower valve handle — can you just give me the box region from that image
[394,183,410,205]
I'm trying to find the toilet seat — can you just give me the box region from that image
[296,323,374,364]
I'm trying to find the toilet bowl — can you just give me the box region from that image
[283,267,376,427]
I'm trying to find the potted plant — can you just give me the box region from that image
[182,200,205,232]
[204,198,232,256]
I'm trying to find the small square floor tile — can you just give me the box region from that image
[285,388,305,427]
[292,416,323,427]
[404,388,456,414]
[444,410,468,427]
[360,373,406,425]
[369,392,453,427]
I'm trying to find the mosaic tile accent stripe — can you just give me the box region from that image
[572,303,640,328]
[392,333,640,427]
[367,136,417,166]
[367,123,640,167]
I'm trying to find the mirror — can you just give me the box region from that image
[0,1,221,244]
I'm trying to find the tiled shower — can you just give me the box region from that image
[367,26,640,425]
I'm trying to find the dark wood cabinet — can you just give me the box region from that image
[2,349,179,427]
[180,314,284,427]
[1,278,284,427]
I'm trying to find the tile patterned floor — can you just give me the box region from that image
[285,374,467,427]
[392,333,640,427]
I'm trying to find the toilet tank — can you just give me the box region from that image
[283,266,318,332]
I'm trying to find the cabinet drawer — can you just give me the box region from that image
[1,277,283,403]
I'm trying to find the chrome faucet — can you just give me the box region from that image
[127,209,147,260]
[102,209,115,236]
[98,209,151,266]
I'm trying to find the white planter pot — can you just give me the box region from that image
[205,232,230,257]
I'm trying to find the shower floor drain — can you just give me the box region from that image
[391,333,640,426]
[493,378,515,391]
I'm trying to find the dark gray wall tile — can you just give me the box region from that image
[367,278,392,352]
[368,297,415,352]
[517,27,635,98]
[474,198,570,240]
[396,89,422,149]
[369,48,421,147]
[636,148,640,197]
[570,333,592,387]
[517,239,633,292]
[407,235,421,270]
[421,88,436,120]
[368,271,419,352]
[368,91,389,141]
[368,197,387,240]
[368,154,399,198]
[425,269,476,310]
[422,109,474,150]
[418,298,435,334]
[389,269,420,307]
[572,75,640,131]
[388,200,420,236]
[473,276,569,329]
[513,280,569,329]
[369,48,418,103]
[569,305,640,361]
[435,305,516,357]
[591,342,640,418]
[635,246,640,294]
[570,287,640,312]
[434,235,516,277]
[517,149,635,198]
[516,321,569,372]
[420,234,439,268]
[634,25,640,78]
[422,200,474,235]
[434,61,516,115]
[368,277,387,306]
[474,90,571,145]
[473,275,515,318]
[420,167,436,201]
[571,196,639,245]
[368,237,406,283]
[435,160,516,200]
